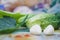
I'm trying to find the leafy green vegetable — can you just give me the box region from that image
[0,16,17,34]
[0,10,25,21]
[17,14,35,27]
[0,15,3,18]
[26,13,59,30]
[55,13,60,29]
[17,15,28,27]
[0,10,26,34]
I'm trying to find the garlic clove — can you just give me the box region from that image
[43,25,54,35]
[30,24,42,35]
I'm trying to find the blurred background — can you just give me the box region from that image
[0,0,60,14]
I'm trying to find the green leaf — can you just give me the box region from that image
[26,13,59,30]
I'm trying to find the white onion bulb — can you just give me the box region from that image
[30,24,42,35]
[43,25,54,35]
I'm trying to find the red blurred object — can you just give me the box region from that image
[24,34,31,37]
[15,35,22,38]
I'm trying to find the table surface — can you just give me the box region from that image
[0,32,60,40]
